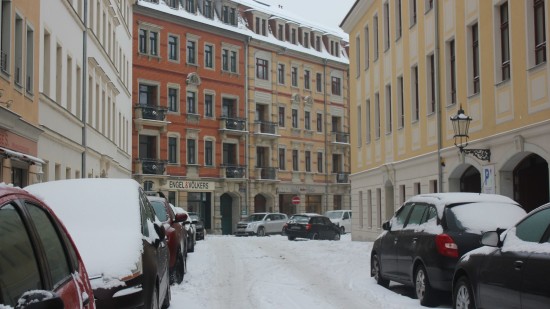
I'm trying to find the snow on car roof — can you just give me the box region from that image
[26,179,144,280]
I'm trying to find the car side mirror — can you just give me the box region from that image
[15,290,64,309]
[481,231,501,247]
[174,212,188,223]
[154,223,166,242]
[382,221,391,231]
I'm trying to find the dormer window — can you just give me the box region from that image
[185,0,195,13]
[203,0,212,19]
[255,17,267,36]
[304,32,309,48]
[291,29,296,44]
[255,17,260,34]
[315,36,321,51]
[278,24,284,40]
[222,5,237,26]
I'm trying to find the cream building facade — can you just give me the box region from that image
[342,0,550,241]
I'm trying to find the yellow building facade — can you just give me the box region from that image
[342,0,550,241]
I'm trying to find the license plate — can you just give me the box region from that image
[290,226,301,230]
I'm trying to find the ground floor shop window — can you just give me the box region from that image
[333,195,342,210]
[305,195,322,214]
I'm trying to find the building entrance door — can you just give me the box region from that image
[220,193,233,235]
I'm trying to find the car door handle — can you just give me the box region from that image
[514,261,523,271]
[82,292,90,306]
[412,237,418,243]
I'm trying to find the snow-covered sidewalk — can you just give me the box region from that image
[169,234,451,309]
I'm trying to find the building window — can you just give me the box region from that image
[316,73,322,92]
[500,2,510,80]
[149,30,158,56]
[278,24,284,40]
[409,0,417,27]
[262,19,266,36]
[305,151,311,172]
[168,136,178,163]
[187,139,196,164]
[397,76,404,128]
[187,91,196,114]
[255,17,260,34]
[139,29,147,53]
[317,152,323,173]
[168,87,178,112]
[168,35,178,61]
[292,150,298,171]
[139,28,159,56]
[203,0,213,19]
[205,140,213,166]
[385,84,392,134]
[355,36,361,78]
[278,63,285,84]
[304,111,311,130]
[448,39,456,104]
[222,49,229,71]
[139,84,157,105]
[256,58,268,80]
[187,40,196,64]
[364,25,370,70]
[292,109,298,128]
[331,76,341,96]
[366,99,371,143]
[291,66,298,87]
[230,51,237,73]
[383,2,390,51]
[278,106,285,127]
[205,44,213,68]
[304,32,309,48]
[316,113,323,132]
[204,93,213,117]
[292,28,297,44]
[26,24,34,94]
[185,0,195,13]
[304,69,310,89]
[411,65,419,121]
[471,23,480,94]
[375,92,380,139]
[428,54,435,114]
[425,0,433,12]
[396,0,402,40]
[279,148,286,170]
[534,0,546,64]
[316,36,321,51]
[357,106,362,144]
[373,15,379,61]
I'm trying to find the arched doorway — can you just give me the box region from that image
[514,154,549,212]
[460,166,481,193]
[254,194,267,213]
[220,193,233,235]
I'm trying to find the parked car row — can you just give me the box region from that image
[370,192,550,308]
[0,178,207,309]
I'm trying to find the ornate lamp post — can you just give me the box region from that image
[450,106,491,162]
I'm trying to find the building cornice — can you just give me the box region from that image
[340,0,375,32]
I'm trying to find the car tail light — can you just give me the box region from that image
[435,234,458,258]
[283,223,288,229]
[305,224,311,230]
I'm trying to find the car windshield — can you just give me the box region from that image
[325,211,343,219]
[290,215,310,223]
[446,202,526,234]
[150,200,168,221]
[189,214,200,221]
[245,214,267,222]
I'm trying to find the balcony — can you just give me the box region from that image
[253,121,279,140]
[255,167,278,181]
[219,117,247,137]
[333,172,350,184]
[222,164,247,179]
[135,158,167,175]
[134,105,170,132]
[0,50,7,73]
[331,131,350,144]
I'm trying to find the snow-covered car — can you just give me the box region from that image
[324,210,352,234]
[0,184,96,309]
[188,211,205,240]
[235,212,288,236]
[171,204,196,252]
[371,193,526,307]
[26,179,171,308]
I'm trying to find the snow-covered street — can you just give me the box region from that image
[169,234,452,309]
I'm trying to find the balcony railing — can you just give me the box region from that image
[334,172,350,183]
[259,167,277,180]
[220,117,247,131]
[0,50,7,73]
[332,131,350,144]
[138,159,167,175]
[135,104,168,121]
[222,164,247,179]
[258,121,277,134]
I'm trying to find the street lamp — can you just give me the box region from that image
[450,106,491,162]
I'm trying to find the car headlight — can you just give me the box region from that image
[247,223,256,228]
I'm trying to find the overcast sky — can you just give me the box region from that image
[260,0,356,35]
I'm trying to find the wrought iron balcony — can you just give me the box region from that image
[334,172,350,184]
[254,121,279,139]
[0,50,7,73]
[222,164,247,179]
[135,104,168,121]
[219,117,247,133]
[137,159,167,175]
[331,131,350,144]
[258,167,277,180]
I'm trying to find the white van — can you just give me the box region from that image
[324,210,352,234]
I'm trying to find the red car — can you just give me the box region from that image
[0,184,95,308]
[148,195,188,284]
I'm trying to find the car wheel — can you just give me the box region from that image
[415,264,437,307]
[188,237,195,253]
[161,281,171,309]
[340,226,345,234]
[454,276,475,309]
[171,250,185,285]
[151,284,159,309]
[257,227,265,237]
[371,254,390,288]
[287,236,296,241]
[310,232,319,240]
[333,232,341,240]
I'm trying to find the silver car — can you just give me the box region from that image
[235,213,288,236]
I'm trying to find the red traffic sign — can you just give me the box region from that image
[291,196,301,205]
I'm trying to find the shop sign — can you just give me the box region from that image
[276,185,321,194]
[168,180,215,191]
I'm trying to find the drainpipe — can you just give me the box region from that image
[244,36,251,218]
[82,0,88,177]
[435,0,443,192]
[323,58,329,213]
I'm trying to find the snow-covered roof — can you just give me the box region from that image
[137,0,349,64]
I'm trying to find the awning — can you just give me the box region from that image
[0,147,45,165]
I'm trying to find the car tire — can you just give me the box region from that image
[340,226,345,234]
[333,232,341,241]
[310,232,319,240]
[257,227,266,237]
[371,254,390,288]
[454,276,475,309]
[414,264,437,307]
[287,235,296,240]
[171,250,185,285]
[188,237,195,253]
[161,281,171,309]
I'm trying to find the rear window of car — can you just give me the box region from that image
[246,214,267,221]
[445,202,526,234]
[325,211,343,219]
[150,200,168,221]
[291,215,310,223]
